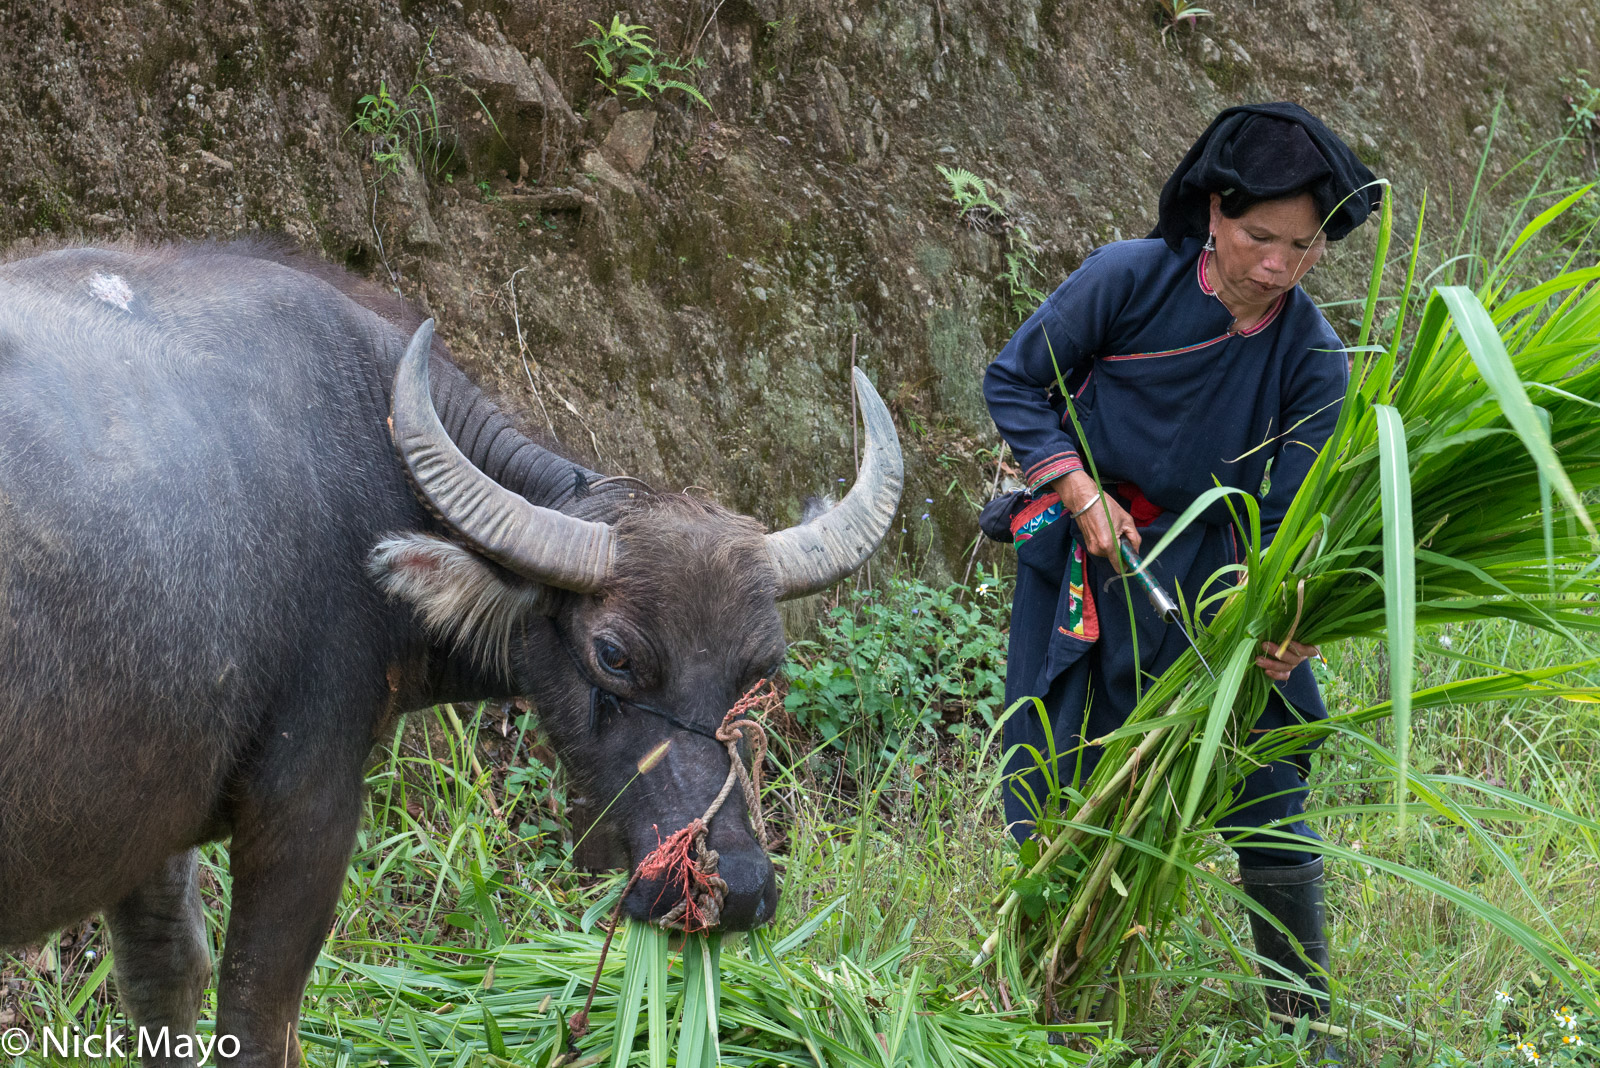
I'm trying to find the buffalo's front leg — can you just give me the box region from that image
[214,768,364,1067]
[105,849,212,1068]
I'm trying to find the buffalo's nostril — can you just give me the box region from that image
[711,847,777,930]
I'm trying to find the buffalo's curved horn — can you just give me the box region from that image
[390,320,615,593]
[766,369,904,599]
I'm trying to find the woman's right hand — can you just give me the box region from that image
[1053,471,1140,569]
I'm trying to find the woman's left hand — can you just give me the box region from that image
[1256,640,1320,682]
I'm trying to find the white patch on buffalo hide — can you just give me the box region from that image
[88,272,134,312]
[368,533,553,678]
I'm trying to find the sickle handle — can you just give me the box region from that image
[1119,539,1181,623]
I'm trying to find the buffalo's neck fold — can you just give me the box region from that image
[424,645,517,708]
[426,355,600,512]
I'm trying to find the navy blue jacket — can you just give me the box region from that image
[985,237,1346,829]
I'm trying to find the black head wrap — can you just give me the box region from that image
[1152,102,1381,251]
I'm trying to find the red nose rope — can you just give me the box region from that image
[568,679,779,1042]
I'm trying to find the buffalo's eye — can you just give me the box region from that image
[594,639,630,676]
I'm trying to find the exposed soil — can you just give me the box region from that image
[0,0,1594,573]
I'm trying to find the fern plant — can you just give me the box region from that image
[1000,229,1048,322]
[937,165,1003,216]
[937,165,1048,321]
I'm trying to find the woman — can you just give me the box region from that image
[983,102,1380,1035]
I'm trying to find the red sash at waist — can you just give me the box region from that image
[1115,482,1163,528]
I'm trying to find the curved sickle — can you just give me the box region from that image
[390,320,616,593]
[765,369,905,600]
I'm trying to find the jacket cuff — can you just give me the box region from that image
[1024,452,1084,494]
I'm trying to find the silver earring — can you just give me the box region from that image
[1203,232,1216,252]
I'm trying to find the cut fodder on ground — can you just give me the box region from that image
[301,912,1091,1066]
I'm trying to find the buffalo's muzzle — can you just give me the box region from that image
[625,841,777,931]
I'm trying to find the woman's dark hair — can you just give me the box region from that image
[1217,185,1317,220]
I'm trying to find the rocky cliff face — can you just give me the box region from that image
[1,0,1594,574]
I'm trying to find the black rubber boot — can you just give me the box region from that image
[1239,856,1341,1064]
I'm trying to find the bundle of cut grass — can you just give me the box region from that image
[301,907,1093,1066]
[982,185,1600,1026]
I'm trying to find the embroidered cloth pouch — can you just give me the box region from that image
[978,490,1023,543]
[1010,492,1063,546]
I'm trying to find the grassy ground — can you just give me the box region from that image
[4,573,1597,1066]
[760,588,1600,1067]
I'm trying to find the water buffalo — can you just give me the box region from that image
[0,243,902,1065]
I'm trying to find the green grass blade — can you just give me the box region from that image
[678,933,709,1068]
[646,922,669,1068]
[1174,637,1258,837]
[753,930,834,1068]
[481,1004,507,1059]
[580,880,624,933]
[884,963,920,1064]
[1374,404,1416,828]
[1128,485,1263,574]
[402,1006,435,1068]
[610,922,647,1068]
[1356,181,1394,351]
[705,935,723,1065]
[64,948,115,1017]
[774,897,847,955]
[1438,285,1595,533]
[1535,406,1555,586]
[1390,290,1452,412]
[1485,183,1596,294]
[1385,191,1428,367]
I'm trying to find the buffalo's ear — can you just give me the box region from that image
[368,534,555,672]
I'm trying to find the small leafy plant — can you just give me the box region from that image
[350,79,445,178]
[936,165,1048,322]
[784,574,1009,762]
[579,16,710,108]
[1160,0,1214,41]
[1479,985,1597,1067]
[1562,71,1600,186]
[1562,70,1600,134]
[501,751,572,876]
[348,36,504,187]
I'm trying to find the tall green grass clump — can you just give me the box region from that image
[985,182,1600,1031]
